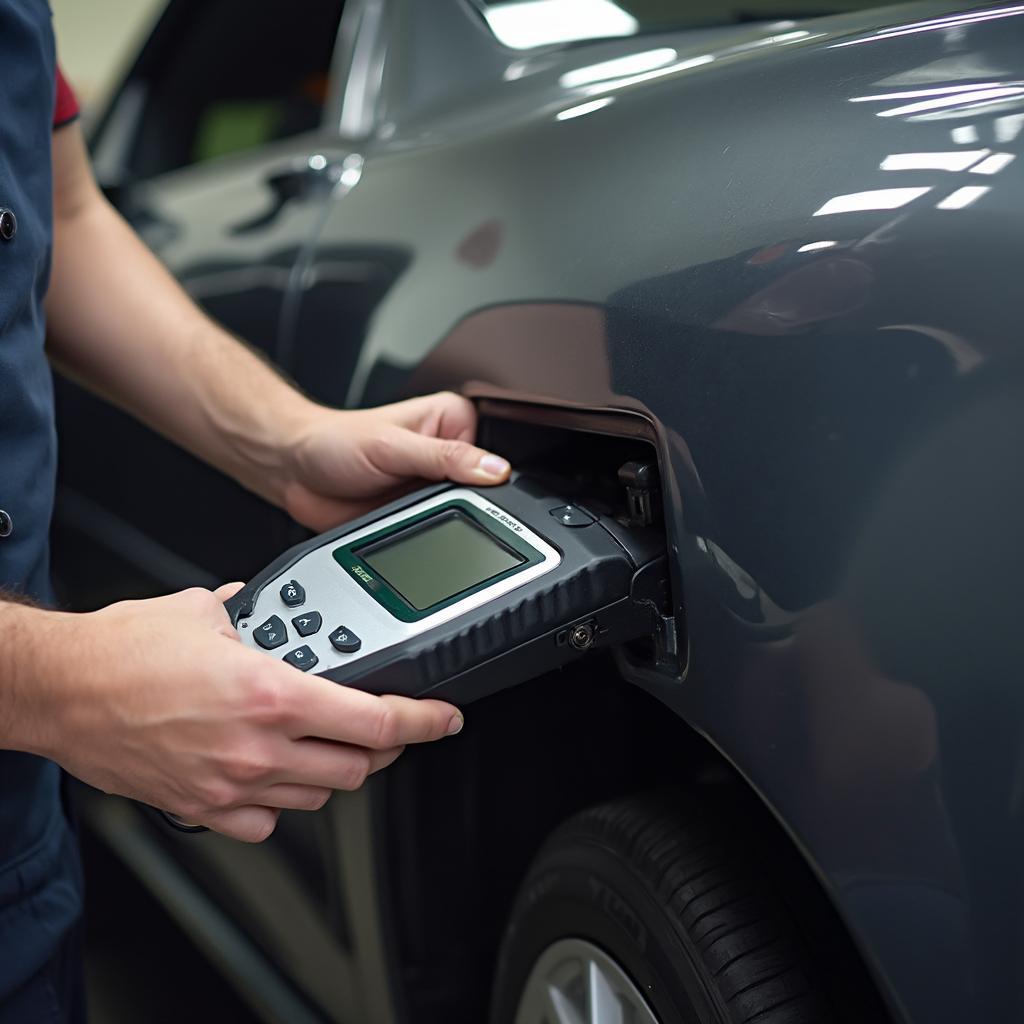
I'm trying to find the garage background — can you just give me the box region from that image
[52,0,162,107]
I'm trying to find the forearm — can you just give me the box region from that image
[44,129,316,507]
[0,600,73,757]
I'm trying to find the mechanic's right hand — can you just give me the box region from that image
[37,584,463,843]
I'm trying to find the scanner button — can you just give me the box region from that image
[292,611,322,637]
[329,626,362,654]
[255,615,288,650]
[280,580,305,607]
[549,505,595,527]
[284,645,318,672]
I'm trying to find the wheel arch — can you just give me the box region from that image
[374,662,894,1024]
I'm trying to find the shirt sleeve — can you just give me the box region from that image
[53,66,80,129]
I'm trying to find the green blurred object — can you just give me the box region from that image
[192,101,282,163]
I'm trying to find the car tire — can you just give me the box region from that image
[490,792,837,1024]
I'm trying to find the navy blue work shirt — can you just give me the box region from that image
[0,0,85,1006]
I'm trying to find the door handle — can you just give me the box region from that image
[230,157,340,236]
[267,164,329,201]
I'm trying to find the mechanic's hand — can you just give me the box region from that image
[42,583,463,843]
[280,391,511,531]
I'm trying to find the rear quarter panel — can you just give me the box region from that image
[294,5,1024,1021]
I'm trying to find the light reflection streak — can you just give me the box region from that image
[880,150,989,171]
[936,185,990,209]
[970,152,1016,174]
[568,24,815,99]
[483,0,638,49]
[555,96,614,121]
[766,30,811,43]
[830,5,1024,48]
[576,54,714,96]
[951,125,980,144]
[850,82,1010,102]
[813,187,931,216]
[560,48,677,88]
[995,113,1024,141]
[878,87,1024,118]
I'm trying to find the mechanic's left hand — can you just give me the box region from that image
[280,392,511,531]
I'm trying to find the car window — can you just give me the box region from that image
[472,0,986,48]
[128,0,346,179]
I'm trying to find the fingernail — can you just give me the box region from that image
[447,713,464,736]
[477,454,510,478]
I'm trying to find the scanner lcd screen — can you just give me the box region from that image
[358,511,524,610]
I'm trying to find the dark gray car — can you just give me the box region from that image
[54,1,1024,1021]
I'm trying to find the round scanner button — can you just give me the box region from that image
[549,505,595,528]
[329,626,361,653]
[292,611,322,637]
[284,645,318,672]
[255,615,288,650]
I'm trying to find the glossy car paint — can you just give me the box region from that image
[62,2,1024,1022]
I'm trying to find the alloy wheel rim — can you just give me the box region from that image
[513,937,661,1024]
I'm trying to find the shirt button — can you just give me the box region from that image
[0,510,12,537]
[0,208,17,242]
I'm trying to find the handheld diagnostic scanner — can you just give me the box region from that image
[225,472,668,706]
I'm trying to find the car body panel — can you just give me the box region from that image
[61,2,1024,1022]
[301,5,1024,1020]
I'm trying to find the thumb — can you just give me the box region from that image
[374,427,511,486]
[215,581,246,602]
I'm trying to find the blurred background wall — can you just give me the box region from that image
[51,0,166,109]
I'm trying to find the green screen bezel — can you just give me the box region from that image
[332,499,546,622]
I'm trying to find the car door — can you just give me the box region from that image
[52,0,361,603]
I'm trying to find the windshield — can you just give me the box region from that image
[473,0,954,48]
